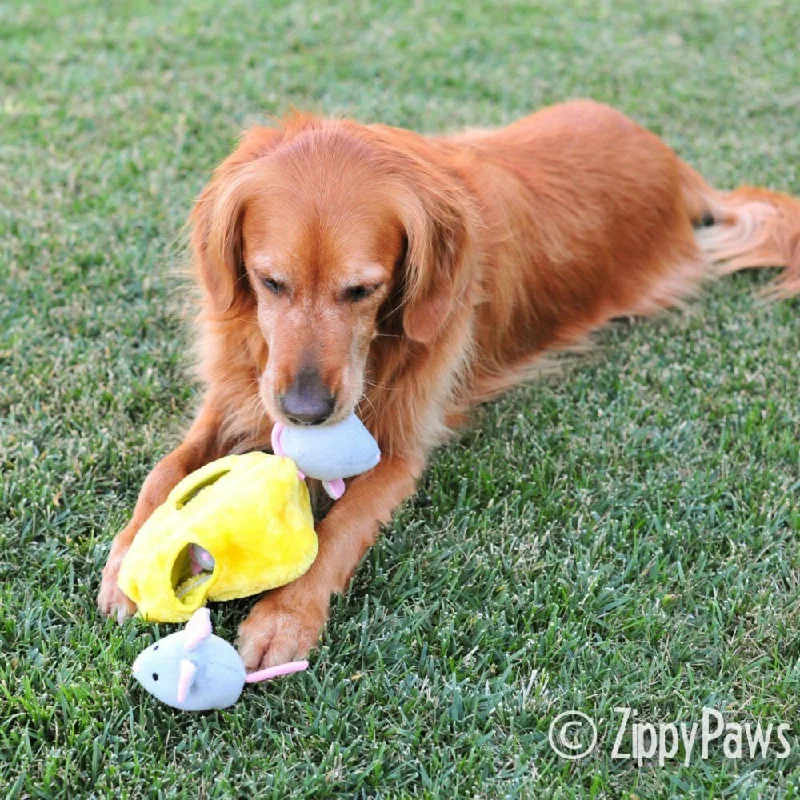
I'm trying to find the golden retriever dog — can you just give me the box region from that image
[98,100,800,669]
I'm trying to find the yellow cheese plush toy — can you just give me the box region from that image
[117,452,317,623]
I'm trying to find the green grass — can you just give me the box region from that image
[2,0,799,796]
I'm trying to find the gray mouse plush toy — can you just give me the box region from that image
[132,608,307,711]
[271,412,380,499]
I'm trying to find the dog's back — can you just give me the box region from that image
[427,100,800,401]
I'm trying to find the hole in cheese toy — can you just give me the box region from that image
[117,452,318,623]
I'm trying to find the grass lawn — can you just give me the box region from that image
[2,0,799,796]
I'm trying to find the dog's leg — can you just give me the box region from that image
[237,454,420,668]
[97,397,226,622]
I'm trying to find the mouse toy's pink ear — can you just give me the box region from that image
[271,423,286,457]
[176,658,198,704]
[183,608,213,651]
[271,422,305,480]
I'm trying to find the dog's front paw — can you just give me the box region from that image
[97,552,136,624]
[237,582,330,670]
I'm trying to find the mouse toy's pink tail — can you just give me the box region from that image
[244,660,309,684]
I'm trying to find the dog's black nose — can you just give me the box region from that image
[280,367,335,425]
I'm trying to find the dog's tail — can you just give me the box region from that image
[681,162,800,296]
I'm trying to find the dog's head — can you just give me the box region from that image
[191,116,474,426]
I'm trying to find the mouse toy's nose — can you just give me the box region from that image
[280,367,335,425]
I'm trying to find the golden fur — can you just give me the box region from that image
[99,100,800,667]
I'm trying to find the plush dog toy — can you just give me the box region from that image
[272,412,381,499]
[132,608,308,710]
[117,415,381,622]
[117,452,318,623]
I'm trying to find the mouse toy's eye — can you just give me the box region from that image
[344,284,381,303]
[261,276,286,295]
[153,645,159,651]
[152,673,159,681]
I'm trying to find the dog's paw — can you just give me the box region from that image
[97,554,136,624]
[237,584,329,670]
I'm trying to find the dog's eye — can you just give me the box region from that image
[344,284,380,303]
[261,276,286,295]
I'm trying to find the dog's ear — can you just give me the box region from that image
[393,154,476,344]
[190,126,283,316]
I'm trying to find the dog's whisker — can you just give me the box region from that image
[363,378,403,391]
[357,393,378,419]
